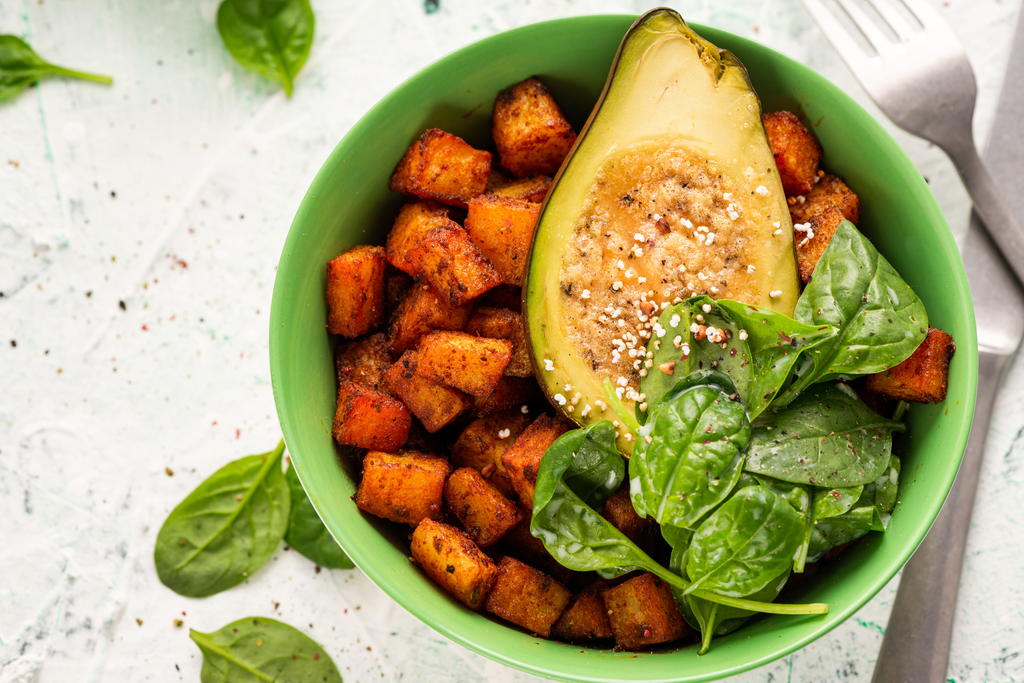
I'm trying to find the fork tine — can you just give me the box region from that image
[864,0,916,42]
[835,0,895,55]
[799,0,871,65]
[899,0,951,31]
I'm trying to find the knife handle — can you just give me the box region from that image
[870,348,1008,683]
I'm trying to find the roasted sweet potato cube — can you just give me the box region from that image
[416,331,512,396]
[601,573,691,650]
[384,266,414,316]
[497,517,576,585]
[465,196,540,286]
[326,245,387,337]
[485,164,514,194]
[485,556,572,637]
[335,333,395,397]
[388,283,472,355]
[407,225,502,307]
[492,175,552,204]
[794,206,845,283]
[602,488,665,561]
[386,201,453,276]
[865,328,956,403]
[789,173,860,225]
[332,381,410,451]
[385,351,470,432]
[465,307,532,377]
[551,581,615,643]
[389,129,491,208]
[763,110,822,196]
[501,415,571,509]
[492,78,576,178]
[354,450,450,525]
[479,284,524,311]
[444,468,521,547]
[411,519,497,610]
[472,377,537,418]
[451,409,531,498]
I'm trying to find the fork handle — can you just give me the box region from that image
[944,139,1024,288]
[871,346,1010,683]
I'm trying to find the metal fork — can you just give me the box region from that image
[800,1,1024,680]
[799,0,1024,288]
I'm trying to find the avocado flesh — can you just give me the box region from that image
[524,10,800,454]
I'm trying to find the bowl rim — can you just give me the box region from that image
[270,13,978,682]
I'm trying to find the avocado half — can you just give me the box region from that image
[524,9,800,454]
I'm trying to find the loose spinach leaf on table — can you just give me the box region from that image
[191,616,342,682]
[217,0,315,97]
[774,221,928,406]
[285,460,354,569]
[155,440,290,597]
[745,383,904,487]
[640,298,835,420]
[0,35,112,103]
[685,485,804,597]
[630,370,751,529]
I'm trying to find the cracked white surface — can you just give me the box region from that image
[1,0,1022,681]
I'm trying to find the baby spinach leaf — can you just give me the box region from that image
[543,420,624,510]
[0,35,112,103]
[217,0,315,97]
[685,485,804,597]
[866,455,901,529]
[285,460,354,570]
[190,616,342,682]
[807,507,875,561]
[684,569,791,650]
[155,440,289,597]
[640,302,692,418]
[661,523,692,550]
[745,383,904,487]
[777,221,927,404]
[630,370,751,529]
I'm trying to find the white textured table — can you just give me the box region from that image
[2,1,1022,681]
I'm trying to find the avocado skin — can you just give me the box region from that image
[524,9,800,453]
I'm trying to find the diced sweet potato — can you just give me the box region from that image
[497,517,577,585]
[335,333,395,397]
[386,201,453,276]
[551,580,615,643]
[763,110,822,196]
[384,265,414,316]
[444,468,521,547]
[492,175,552,204]
[789,173,860,225]
[411,519,497,610]
[407,225,502,307]
[602,487,665,562]
[601,573,691,650]
[485,556,572,637]
[465,307,532,377]
[388,282,472,355]
[326,245,387,337]
[492,78,576,178]
[389,129,492,208]
[451,409,531,498]
[464,196,540,287]
[501,415,571,509]
[332,381,410,451]
[794,206,844,283]
[385,351,470,432]
[354,450,450,525]
[472,377,538,418]
[485,164,514,194]
[865,328,956,403]
[416,331,512,396]
[478,284,523,311]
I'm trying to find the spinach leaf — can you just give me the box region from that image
[630,370,751,529]
[867,455,901,529]
[661,523,692,550]
[190,616,342,682]
[640,298,835,420]
[542,420,625,510]
[807,507,875,561]
[745,383,904,487]
[285,460,354,570]
[684,570,791,650]
[776,221,927,405]
[155,440,290,597]
[750,473,810,516]
[685,485,804,597]
[217,0,315,97]
[0,35,112,103]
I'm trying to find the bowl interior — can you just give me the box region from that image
[270,15,977,683]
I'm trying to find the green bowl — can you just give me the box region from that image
[270,14,977,683]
